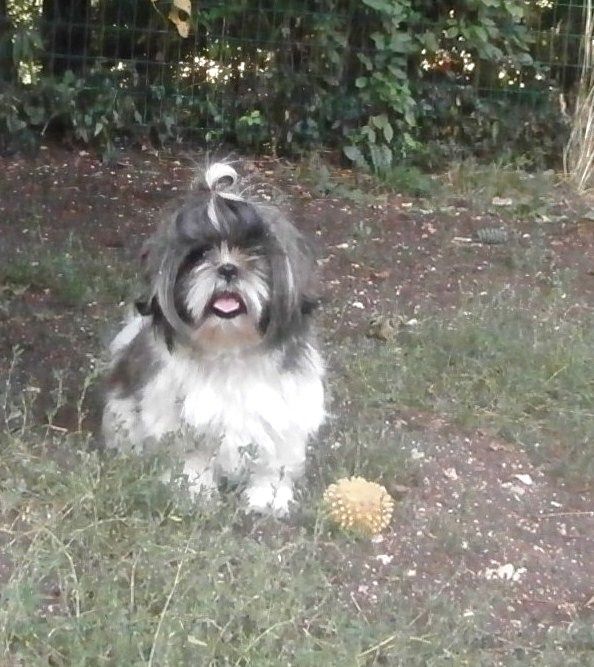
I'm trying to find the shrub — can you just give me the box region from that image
[0,0,569,168]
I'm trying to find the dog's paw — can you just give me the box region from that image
[244,482,293,517]
[187,479,219,503]
[160,466,217,502]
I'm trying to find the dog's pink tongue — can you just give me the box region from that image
[213,295,241,314]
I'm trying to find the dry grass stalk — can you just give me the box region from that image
[564,0,594,191]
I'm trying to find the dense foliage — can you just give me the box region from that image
[0,1,583,167]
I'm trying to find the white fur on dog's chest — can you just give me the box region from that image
[139,346,324,467]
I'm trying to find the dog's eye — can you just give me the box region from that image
[245,247,265,262]
[184,245,210,265]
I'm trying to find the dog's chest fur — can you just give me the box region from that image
[104,321,324,474]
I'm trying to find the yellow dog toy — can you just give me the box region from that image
[323,476,394,535]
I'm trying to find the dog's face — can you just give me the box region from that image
[140,180,317,354]
[176,235,271,352]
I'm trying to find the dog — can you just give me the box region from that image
[102,163,325,515]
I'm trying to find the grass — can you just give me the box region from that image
[294,155,574,225]
[0,430,467,665]
[2,426,593,666]
[0,236,134,308]
[292,153,436,203]
[1,164,593,664]
[439,159,563,221]
[2,285,594,664]
[346,289,594,486]
[378,165,436,198]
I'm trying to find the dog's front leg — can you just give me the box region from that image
[182,450,218,498]
[161,448,218,499]
[243,433,307,517]
[244,475,295,517]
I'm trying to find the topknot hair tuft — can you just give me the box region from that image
[204,163,239,194]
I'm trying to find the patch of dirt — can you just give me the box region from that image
[0,147,191,426]
[1,145,593,641]
[345,414,594,637]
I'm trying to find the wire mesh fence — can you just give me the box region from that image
[0,1,592,164]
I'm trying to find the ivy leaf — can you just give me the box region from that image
[369,143,392,173]
[361,125,377,143]
[404,108,416,127]
[515,52,534,66]
[357,53,373,71]
[343,145,366,166]
[420,31,439,52]
[389,32,412,53]
[370,114,388,129]
[370,32,386,49]
[362,0,394,12]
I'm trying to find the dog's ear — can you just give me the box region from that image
[134,298,153,316]
[135,296,165,318]
[301,296,320,316]
[134,297,175,351]
[139,241,151,265]
[264,215,319,344]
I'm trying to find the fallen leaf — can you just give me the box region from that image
[168,0,192,37]
[485,563,526,582]
[367,315,395,342]
[488,441,515,453]
[370,269,391,282]
[388,483,411,495]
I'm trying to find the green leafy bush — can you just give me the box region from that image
[0,0,568,167]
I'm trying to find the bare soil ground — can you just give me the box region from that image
[1,146,593,663]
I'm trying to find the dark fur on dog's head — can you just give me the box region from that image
[136,164,318,353]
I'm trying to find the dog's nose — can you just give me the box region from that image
[218,263,238,281]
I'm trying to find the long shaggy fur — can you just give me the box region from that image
[102,163,325,515]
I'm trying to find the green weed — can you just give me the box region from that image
[378,165,436,198]
[441,159,562,221]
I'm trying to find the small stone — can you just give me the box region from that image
[514,473,533,486]
[376,554,393,565]
[491,196,513,206]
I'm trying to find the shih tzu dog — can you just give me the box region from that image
[102,163,325,515]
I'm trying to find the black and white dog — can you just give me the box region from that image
[102,164,325,515]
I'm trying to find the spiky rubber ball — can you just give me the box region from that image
[323,476,394,535]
